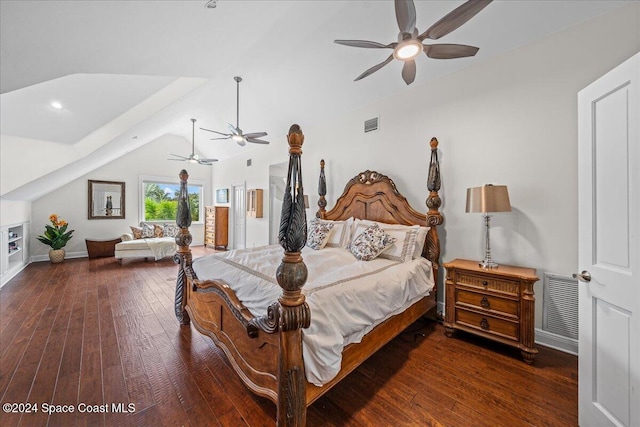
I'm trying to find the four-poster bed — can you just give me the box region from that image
[173,124,443,425]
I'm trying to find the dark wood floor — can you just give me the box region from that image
[0,248,577,427]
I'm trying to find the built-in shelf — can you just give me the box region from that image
[2,222,29,288]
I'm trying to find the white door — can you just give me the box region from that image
[577,53,639,427]
[232,183,246,249]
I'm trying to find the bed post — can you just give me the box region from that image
[174,169,193,325]
[273,125,311,425]
[316,159,327,219]
[426,138,444,285]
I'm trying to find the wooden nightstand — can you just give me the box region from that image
[443,258,539,363]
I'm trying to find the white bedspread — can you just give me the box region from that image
[192,245,434,386]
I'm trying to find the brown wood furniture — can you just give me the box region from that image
[247,189,263,218]
[443,258,539,363]
[173,125,443,425]
[204,206,228,250]
[85,237,122,258]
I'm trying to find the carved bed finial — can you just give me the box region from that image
[246,124,311,425]
[426,138,444,285]
[317,159,327,218]
[174,169,193,325]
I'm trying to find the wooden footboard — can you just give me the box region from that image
[174,126,443,426]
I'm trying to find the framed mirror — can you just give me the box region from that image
[88,180,125,219]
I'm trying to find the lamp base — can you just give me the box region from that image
[478,259,499,269]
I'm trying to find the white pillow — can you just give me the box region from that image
[320,217,353,248]
[351,220,420,263]
[349,223,396,261]
[413,226,430,259]
[306,219,335,250]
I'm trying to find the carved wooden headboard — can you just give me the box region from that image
[316,138,444,281]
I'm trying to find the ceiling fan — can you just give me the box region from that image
[335,0,492,85]
[169,118,218,165]
[200,76,269,146]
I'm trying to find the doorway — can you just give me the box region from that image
[269,162,288,245]
[231,182,246,249]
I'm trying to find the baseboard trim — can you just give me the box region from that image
[31,251,88,263]
[535,328,578,355]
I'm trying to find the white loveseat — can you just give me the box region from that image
[115,222,178,263]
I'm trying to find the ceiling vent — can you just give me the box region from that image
[364,117,379,133]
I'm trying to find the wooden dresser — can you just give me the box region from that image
[204,206,228,250]
[443,258,539,363]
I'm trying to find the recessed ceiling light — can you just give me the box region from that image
[51,101,63,109]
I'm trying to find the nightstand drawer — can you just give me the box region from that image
[457,272,519,296]
[456,309,519,341]
[456,289,518,318]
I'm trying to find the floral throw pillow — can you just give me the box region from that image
[306,219,334,250]
[163,223,180,238]
[349,223,396,261]
[141,223,154,238]
[130,226,143,239]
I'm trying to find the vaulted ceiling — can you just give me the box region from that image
[0,0,630,200]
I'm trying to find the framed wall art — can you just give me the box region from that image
[216,188,229,204]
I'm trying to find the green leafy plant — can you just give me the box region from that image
[37,214,75,250]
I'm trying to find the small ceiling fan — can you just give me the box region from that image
[335,0,492,85]
[169,118,218,165]
[200,76,269,146]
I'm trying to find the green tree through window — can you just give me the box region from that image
[142,180,201,222]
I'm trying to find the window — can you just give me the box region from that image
[140,176,204,223]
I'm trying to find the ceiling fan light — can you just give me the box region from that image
[231,134,244,142]
[394,40,422,60]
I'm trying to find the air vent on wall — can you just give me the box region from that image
[364,117,379,133]
[247,159,252,167]
[542,273,578,340]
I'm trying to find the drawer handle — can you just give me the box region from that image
[480,318,489,330]
[480,296,490,308]
[482,280,489,286]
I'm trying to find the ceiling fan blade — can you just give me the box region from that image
[334,39,395,49]
[395,0,417,34]
[244,132,267,139]
[169,153,188,160]
[168,158,186,162]
[228,123,241,135]
[424,43,479,59]
[210,137,231,141]
[200,127,230,137]
[401,59,416,85]
[354,54,395,81]
[199,158,218,164]
[245,137,270,145]
[419,0,492,40]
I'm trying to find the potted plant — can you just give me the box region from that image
[37,214,75,263]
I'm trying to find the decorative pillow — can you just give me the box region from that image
[140,223,154,238]
[130,226,143,240]
[349,223,396,261]
[351,221,420,263]
[321,217,353,248]
[413,226,430,259]
[153,224,164,238]
[163,223,180,238]
[306,219,334,250]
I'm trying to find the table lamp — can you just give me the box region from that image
[466,184,511,269]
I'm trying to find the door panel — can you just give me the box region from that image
[578,52,639,427]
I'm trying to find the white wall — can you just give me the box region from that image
[0,200,31,226]
[30,134,212,259]
[212,4,640,326]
